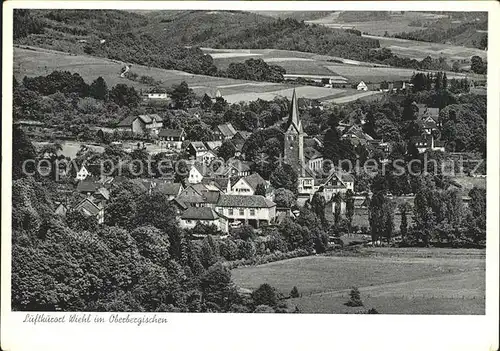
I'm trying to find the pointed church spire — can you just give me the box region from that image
[287,89,302,133]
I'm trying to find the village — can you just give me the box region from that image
[15,82,481,242]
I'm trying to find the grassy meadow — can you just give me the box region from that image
[231,247,485,314]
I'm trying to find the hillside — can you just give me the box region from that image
[393,19,488,50]
[15,9,382,72]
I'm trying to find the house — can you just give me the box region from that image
[187,142,217,164]
[76,165,91,181]
[205,140,223,152]
[341,125,374,146]
[153,182,183,200]
[201,177,232,194]
[188,163,207,184]
[158,129,186,150]
[179,207,228,233]
[320,172,353,202]
[417,104,440,122]
[214,123,237,141]
[212,158,252,178]
[146,90,169,100]
[357,81,368,91]
[115,114,163,135]
[230,173,268,196]
[412,134,446,154]
[72,197,105,224]
[175,183,221,208]
[76,179,100,195]
[54,202,69,217]
[232,131,252,143]
[215,195,276,228]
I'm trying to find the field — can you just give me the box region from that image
[306,12,487,62]
[232,247,485,314]
[204,47,484,86]
[15,46,371,104]
[367,35,487,61]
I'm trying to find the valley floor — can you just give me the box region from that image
[231,247,485,314]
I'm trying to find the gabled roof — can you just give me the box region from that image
[189,141,208,152]
[154,182,183,196]
[239,173,267,192]
[205,140,223,151]
[217,195,275,208]
[116,115,137,127]
[201,177,230,192]
[138,114,163,124]
[76,180,100,193]
[181,207,221,220]
[158,129,184,138]
[234,131,252,140]
[215,123,237,138]
[320,172,348,189]
[74,197,101,216]
[304,147,323,161]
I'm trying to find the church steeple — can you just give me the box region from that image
[287,89,303,133]
[284,89,305,176]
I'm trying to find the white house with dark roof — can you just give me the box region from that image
[115,114,163,135]
[357,81,368,91]
[187,142,217,164]
[230,173,269,196]
[179,207,228,233]
[215,194,276,228]
[158,128,185,150]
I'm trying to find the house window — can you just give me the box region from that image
[228,209,233,215]
[239,209,245,216]
[250,209,255,216]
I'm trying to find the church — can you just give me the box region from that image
[283,89,354,203]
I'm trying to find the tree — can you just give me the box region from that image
[399,202,412,241]
[13,9,44,40]
[89,77,108,101]
[109,84,140,107]
[200,93,213,110]
[217,140,236,161]
[200,263,238,312]
[368,191,394,245]
[345,189,355,232]
[212,97,228,114]
[333,192,343,225]
[12,126,37,180]
[310,191,327,226]
[470,56,486,75]
[273,188,296,208]
[66,210,98,232]
[170,81,196,109]
[199,235,218,268]
[251,283,278,307]
[290,286,300,298]
[345,287,363,307]
[270,164,298,194]
[452,61,460,72]
[255,183,267,196]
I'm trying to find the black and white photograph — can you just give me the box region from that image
[2,2,499,350]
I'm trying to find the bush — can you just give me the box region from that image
[290,286,300,298]
[345,287,363,307]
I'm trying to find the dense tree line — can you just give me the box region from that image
[393,20,488,50]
